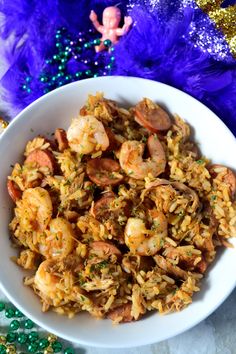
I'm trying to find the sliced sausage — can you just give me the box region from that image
[25,149,55,173]
[196,258,208,274]
[209,164,236,199]
[86,158,123,187]
[90,241,121,258]
[105,128,120,151]
[91,192,116,220]
[134,98,171,132]
[108,303,133,323]
[80,106,88,116]
[7,180,22,202]
[55,128,68,151]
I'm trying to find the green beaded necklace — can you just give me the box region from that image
[0,302,76,354]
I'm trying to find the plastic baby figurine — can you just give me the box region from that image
[90,6,132,52]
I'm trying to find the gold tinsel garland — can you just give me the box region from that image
[196,0,236,56]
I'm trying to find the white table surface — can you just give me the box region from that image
[1,42,236,354]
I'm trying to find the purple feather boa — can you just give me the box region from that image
[0,0,236,136]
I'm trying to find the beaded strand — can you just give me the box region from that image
[0,302,75,354]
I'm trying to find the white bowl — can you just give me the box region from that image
[0,76,235,348]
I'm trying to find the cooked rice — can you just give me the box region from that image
[8,93,236,324]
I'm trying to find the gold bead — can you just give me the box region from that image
[0,335,6,344]
[6,344,16,354]
[47,333,57,342]
[44,347,54,354]
[0,118,8,129]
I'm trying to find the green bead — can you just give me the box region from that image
[110,46,115,52]
[60,58,66,64]
[110,56,115,62]
[55,34,61,39]
[0,344,6,354]
[93,74,99,78]
[38,338,49,350]
[75,71,82,78]
[46,59,52,65]
[28,342,38,353]
[28,332,39,343]
[64,348,74,354]
[17,333,28,344]
[55,43,61,48]
[6,332,16,343]
[51,76,57,82]
[53,54,60,60]
[107,64,112,70]
[14,310,23,318]
[93,39,101,45]
[103,39,112,47]
[85,70,92,76]
[58,65,65,71]
[22,84,27,91]
[10,320,20,331]
[25,76,31,82]
[40,76,48,83]
[0,303,5,312]
[27,88,31,93]
[24,319,34,329]
[51,341,62,353]
[5,308,15,318]
[83,42,91,48]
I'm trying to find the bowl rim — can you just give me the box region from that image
[0,75,235,348]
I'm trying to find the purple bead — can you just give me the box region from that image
[74,55,78,60]
[94,61,98,66]
[70,41,74,46]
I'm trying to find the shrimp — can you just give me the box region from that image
[16,187,52,232]
[39,217,75,259]
[124,211,167,256]
[34,260,62,302]
[119,135,166,179]
[67,115,109,154]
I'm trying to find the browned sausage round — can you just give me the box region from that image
[86,158,123,187]
[209,164,236,199]
[105,128,120,151]
[91,192,116,220]
[79,106,88,116]
[108,303,133,322]
[7,180,22,202]
[90,241,121,258]
[196,259,208,274]
[55,128,68,151]
[25,149,55,173]
[134,98,171,132]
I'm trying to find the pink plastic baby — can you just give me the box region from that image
[89,6,132,52]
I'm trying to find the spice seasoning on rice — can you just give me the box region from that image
[7,93,236,323]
